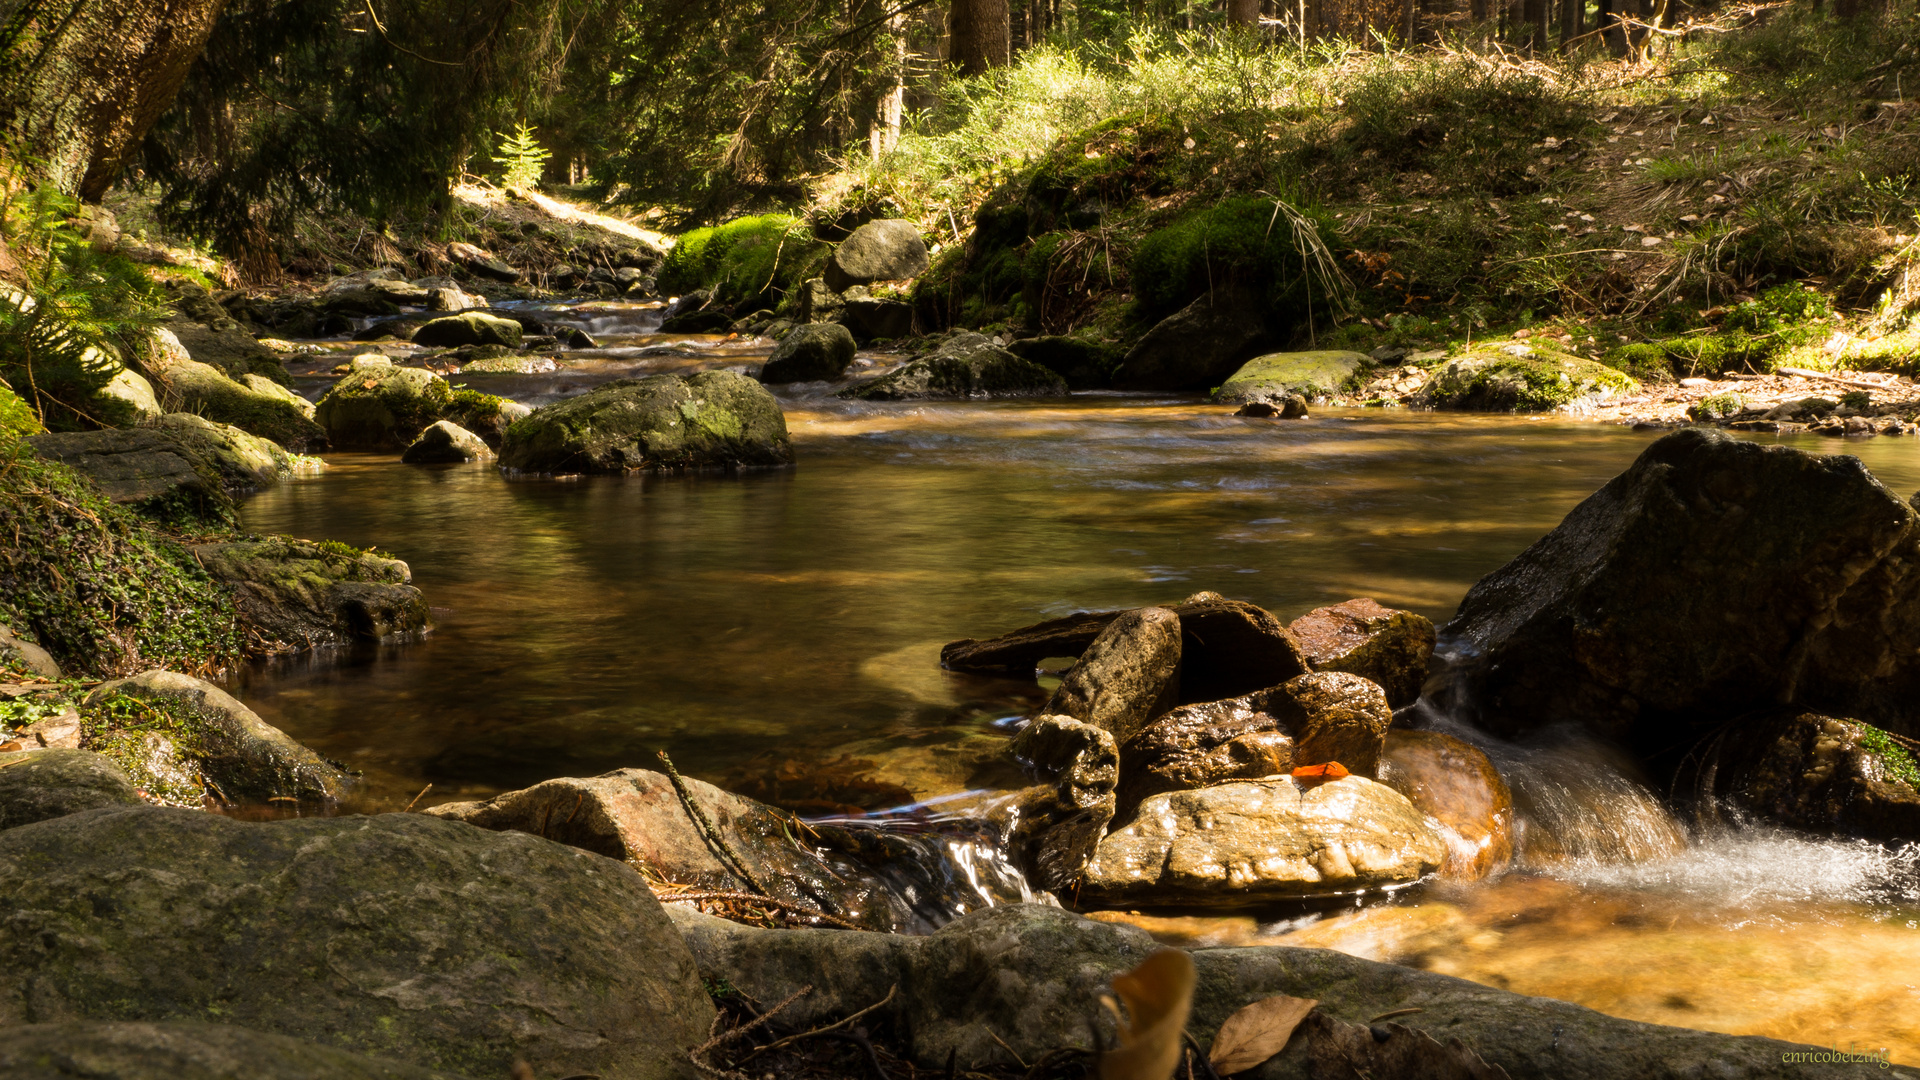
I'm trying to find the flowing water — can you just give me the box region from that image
[238,317,1920,1061]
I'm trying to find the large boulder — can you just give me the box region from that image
[840,333,1068,401]
[91,366,162,425]
[823,219,930,290]
[165,320,288,386]
[838,296,915,343]
[0,807,713,1079]
[426,767,1029,933]
[1002,715,1118,890]
[412,312,524,349]
[1005,335,1124,391]
[191,537,430,649]
[1703,710,1920,842]
[401,420,494,464]
[1419,345,1636,412]
[146,331,327,451]
[498,370,793,474]
[1435,429,1920,758]
[1287,597,1435,708]
[26,428,230,521]
[0,1021,474,1080]
[1377,729,1514,880]
[671,904,1860,1079]
[1215,350,1370,404]
[313,358,456,449]
[82,670,349,805]
[759,321,856,383]
[0,749,142,830]
[1079,776,1446,906]
[1110,287,1270,392]
[154,413,304,490]
[1041,606,1181,745]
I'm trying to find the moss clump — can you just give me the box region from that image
[0,383,43,439]
[78,692,212,806]
[1857,724,1920,789]
[657,215,828,311]
[445,387,510,434]
[1426,349,1638,411]
[1130,195,1329,322]
[1688,392,1746,421]
[0,437,242,677]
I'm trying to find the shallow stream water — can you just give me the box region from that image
[236,317,1920,1062]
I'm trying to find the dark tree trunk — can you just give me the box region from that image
[1560,0,1580,45]
[0,0,228,200]
[950,0,1009,75]
[1229,0,1261,25]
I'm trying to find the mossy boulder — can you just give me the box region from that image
[760,322,856,383]
[165,319,290,386]
[0,749,142,831]
[313,358,454,449]
[657,215,829,311]
[1005,336,1124,391]
[1421,346,1637,411]
[499,370,790,474]
[1110,287,1272,392]
[146,331,327,452]
[81,670,349,805]
[91,366,163,426]
[840,334,1069,401]
[0,807,715,1079]
[0,1021,476,1080]
[26,428,235,524]
[192,537,429,649]
[1217,350,1371,403]
[239,374,316,418]
[412,312,524,349]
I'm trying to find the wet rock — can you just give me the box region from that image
[840,333,1068,401]
[446,240,522,283]
[458,354,555,375]
[796,277,845,323]
[427,284,488,313]
[313,359,454,449]
[1281,671,1393,777]
[83,670,349,804]
[1234,395,1307,418]
[427,768,1028,933]
[760,321,856,383]
[1708,711,1920,842]
[1042,606,1181,745]
[499,370,793,474]
[1377,729,1514,880]
[146,330,327,451]
[1288,597,1435,708]
[1080,776,1445,906]
[1437,429,1920,754]
[0,624,61,679]
[839,296,915,342]
[1216,350,1370,403]
[1003,715,1118,889]
[165,320,289,386]
[1005,335,1123,391]
[659,309,735,334]
[0,749,142,830]
[1111,287,1271,392]
[192,537,429,650]
[1420,347,1636,412]
[0,807,713,1079]
[670,902,1870,1079]
[401,420,494,464]
[824,219,930,290]
[0,1021,475,1080]
[411,311,524,349]
[1116,691,1294,820]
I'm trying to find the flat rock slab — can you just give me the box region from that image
[0,1021,475,1080]
[0,807,713,1080]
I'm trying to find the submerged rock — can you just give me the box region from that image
[0,1021,474,1080]
[1437,429,1920,755]
[823,218,930,290]
[1110,287,1270,392]
[500,370,792,474]
[1041,606,1181,744]
[1080,776,1445,906]
[759,321,856,383]
[1706,710,1920,842]
[192,537,429,649]
[0,807,712,1079]
[1003,715,1118,890]
[840,333,1068,401]
[1377,729,1514,880]
[401,420,494,464]
[1215,350,1369,403]
[427,767,1030,933]
[1419,347,1636,412]
[1287,597,1435,708]
[82,670,349,805]
[1234,395,1307,419]
[0,749,142,830]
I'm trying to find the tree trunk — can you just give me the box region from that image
[0,0,228,201]
[950,0,1009,76]
[1229,0,1261,25]
[1560,0,1580,45]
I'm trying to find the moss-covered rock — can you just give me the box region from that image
[81,670,348,805]
[0,384,43,439]
[90,366,163,426]
[1216,350,1370,403]
[1688,391,1746,421]
[0,1021,477,1080]
[25,427,235,524]
[1005,336,1124,390]
[657,214,829,312]
[146,331,326,452]
[0,807,716,1079]
[840,333,1069,401]
[499,369,793,474]
[412,312,524,349]
[313,358,453,449]
[760,322,856,383]
[0,749,141,830]
[1421,345,1637,411]
[191,537,430,650]
[165,319,291,386]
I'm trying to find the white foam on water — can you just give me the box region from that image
[1546,825,1920,912]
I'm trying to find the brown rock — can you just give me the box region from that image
[1116,692,1294,821]
[1042,606,1181,745]
[1705,710,1920,842]
[1003,715,1118,890]
[1277,671,1393,777]
[1378,729,1514,880]
[1288,597,1435,707]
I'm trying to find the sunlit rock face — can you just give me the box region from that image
[1376,728,1513,881]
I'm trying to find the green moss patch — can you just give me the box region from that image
[657,215,827,312]
[78,692,212,806]
[1857,724,1920,789]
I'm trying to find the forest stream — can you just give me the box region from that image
[226,304,1920,1062]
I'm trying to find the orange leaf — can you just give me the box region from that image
[1208,994,1318,1074]
[1291,761,1350,788]
[1099,948,1195,1080]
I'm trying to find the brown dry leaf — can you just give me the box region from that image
[1099,948,1195,1080]
[1208,994,1318,1074]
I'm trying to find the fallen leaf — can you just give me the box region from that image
[1209,994,1318,1074]
[1099,948,1195,1080]
[1291,762,1350,788]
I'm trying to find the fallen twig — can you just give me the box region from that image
[401,783,432,812]
[657,750,773,897]
[747,983,899,1057]
[659,889,864,931]
[1776,367,1894,392]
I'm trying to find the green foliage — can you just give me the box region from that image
[655,215,825,310]
[1724,284,1832,337]
[0,695,63,730]
[1841,389,1873,411]
[444,387,510,434]
[0,382,43,438]
[79,692,210,806]
[0,438,242,678]
[0,179,166,429]
[1131,195,1328,320]
[1687,392,1746,421]
[492,122,553,191]
[1858,724,1920,789]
